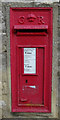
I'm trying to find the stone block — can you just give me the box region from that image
[34,0,59,3]
[2,0,34,2]
[0,83,2,99]
[2,34,7,44]
[0,3,2,10]
[58,43,60,51]
[0,11,2,22]
[0,108,2,119]
[2,82,8,95]
[2,53,7,66]
[2,23,6,33]
[2,45,7,52]
[58,15,60,27]
[2,0,59,3]
[58,28,60,37]
[2,70,7,82]
[0,93,2,101]
[0,79,2,119]
[58,37,60,43]
[0,72,2,83]
[0,54,2,68]
[0,40,2,54]
[58,6,60,15]
[58,58,60,66]
[58,66,60,76]
[0,23,2,32]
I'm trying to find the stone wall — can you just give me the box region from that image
[58,3,60,118]
[2,2,9,119]
[0,1,60,119]
[0,2,2,119]
[2,0,59,3]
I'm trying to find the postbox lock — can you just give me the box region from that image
[26,80,28,83]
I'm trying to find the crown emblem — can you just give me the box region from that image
[27,13,36,22]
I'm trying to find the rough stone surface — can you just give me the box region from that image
[0,1,60,120]
[1,0,59,3]
[2,118,60,120]
[0,1,2,120]
[58,5,60,119]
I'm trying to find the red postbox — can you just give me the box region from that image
[10,8,52,112]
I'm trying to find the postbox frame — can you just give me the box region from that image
[10,7,53,113]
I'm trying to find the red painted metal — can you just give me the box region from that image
[14,25,48,29]
[10,7,53,113]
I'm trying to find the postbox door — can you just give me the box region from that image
[17,47,44,105]
[16,32,48,108]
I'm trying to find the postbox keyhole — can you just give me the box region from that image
[26,80,28,83]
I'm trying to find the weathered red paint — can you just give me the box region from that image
[10,7,53,112]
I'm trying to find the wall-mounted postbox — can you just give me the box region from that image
[10,8,52,112]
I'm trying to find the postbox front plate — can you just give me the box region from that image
[10,7,52,112]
